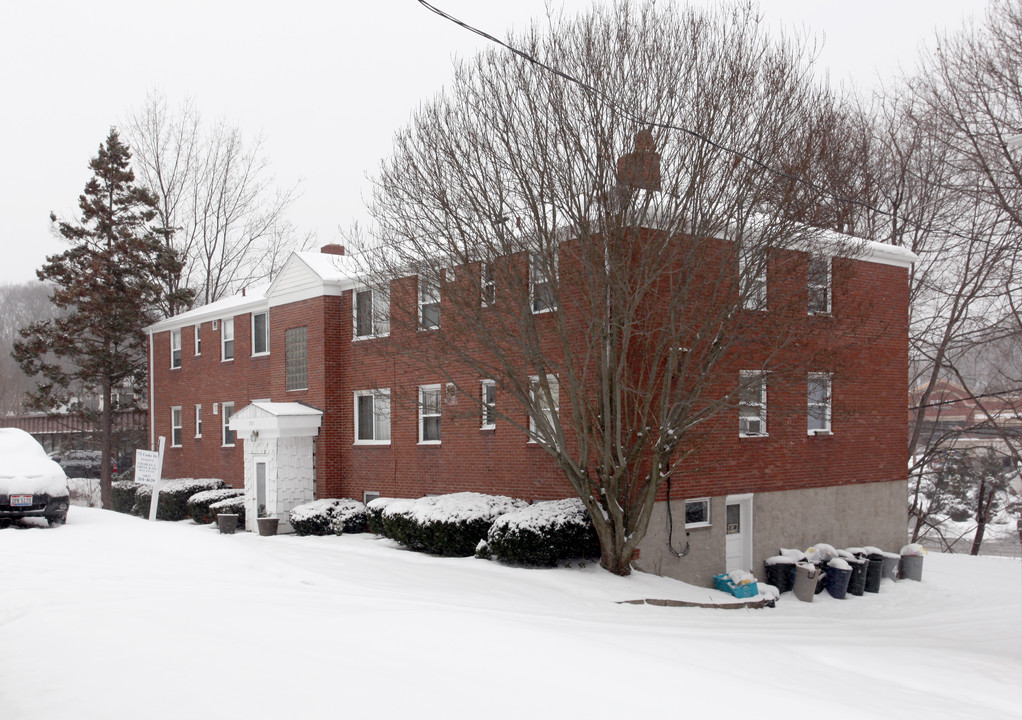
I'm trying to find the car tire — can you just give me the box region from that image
[46,514,66,527]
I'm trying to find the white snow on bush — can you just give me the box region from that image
[489,497,588,533]
[189,488,243,505]
[290,498,363,523]
[135,478,224,499]
[384,492,526,524]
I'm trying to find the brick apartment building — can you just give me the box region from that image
[147,231,915,585]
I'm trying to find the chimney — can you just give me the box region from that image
[616,128,661,192]
[321,243,346,256]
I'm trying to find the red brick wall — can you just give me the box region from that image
[150,246,909,503]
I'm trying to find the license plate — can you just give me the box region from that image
[10,494,33,507]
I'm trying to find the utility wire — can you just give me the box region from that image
[910,387,1022,411]
[418,1,1014,247]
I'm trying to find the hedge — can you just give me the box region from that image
[209,496,246,527]
[289,499,367,536]
[111,481,139,514]
[133,479,226,521]
[379,493,528,557]
[365,497,398,535]
[486,498,601,567]
[187,488,245,524]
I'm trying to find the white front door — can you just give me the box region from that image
[724,494,754,572]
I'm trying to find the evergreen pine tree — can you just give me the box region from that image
[13,129,191,509]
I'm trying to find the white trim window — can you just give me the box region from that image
[222,402,236,447]
[739,371,767,437]
[170,329,182,369]
[808,373,833,435]
[739,245,767,311]
[481,379,496,430]
[252,311,269,356]
[354,287,390,339]
[354,389,391,444]
[285,326,308,391]
[194,324,201,356]
[419,276,440,330]
[684,498,711,528]
[221,318,235,361]
[808,255,831,314]
[194,404,202,438]
[171,406,183,447]
[480,262,495,307]
[528,374,559,442]
[530,251,557,313]
[419,384,442,444]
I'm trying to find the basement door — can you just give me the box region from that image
[724,494,754,572]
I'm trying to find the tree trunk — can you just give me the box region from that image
[100,380,114,510]
[970,479,991,556]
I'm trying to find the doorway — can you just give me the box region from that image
[724,494,754,572]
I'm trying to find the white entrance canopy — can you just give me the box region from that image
[228,401,323,441]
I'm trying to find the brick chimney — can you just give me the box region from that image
[616,128,661,192]
[320,243,346,256]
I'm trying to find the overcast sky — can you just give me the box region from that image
[0,0,980,286]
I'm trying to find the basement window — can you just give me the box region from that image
[684,498,710,528]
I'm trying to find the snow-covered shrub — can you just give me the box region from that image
[67,477,102,508]
[111,481,139,514]
[209,496,246,527]
[365,497,397,535]
[187,488,245,524]
[289,498,367,536]
[486,498,601,567]
[380,492,528,557]
[133,479,226,521]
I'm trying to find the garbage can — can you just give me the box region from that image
[825,558,852,599]
[899,543,927,581]
[880,551,900,581]
[793,562,824,603]
[764,556,797,593]
[846,556,867,596]
[865,553,884,593]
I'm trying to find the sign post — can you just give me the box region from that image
[134,436,166,521]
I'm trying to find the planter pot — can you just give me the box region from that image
[257,517,279,537]
[217,513,239,535]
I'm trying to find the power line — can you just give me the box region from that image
[910,387,1022,411]
[417,1,1009,247]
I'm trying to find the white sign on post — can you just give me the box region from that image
[134,437,166,521]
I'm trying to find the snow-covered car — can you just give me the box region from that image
[0,428,70,526]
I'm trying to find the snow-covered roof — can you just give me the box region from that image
[228,401,324,440]
[147,284,271,334]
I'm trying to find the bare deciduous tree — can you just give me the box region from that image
[361,1,870,575]
[0,282,55,414]
[124,91,313,314]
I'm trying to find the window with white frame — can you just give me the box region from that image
[170,329,182,369]
[171,406,183,447]
[808,255,831,314]
[354,390,391,444]
[252,311,269,355]
[364,491,380,505]
[222,402,236,446]
[481,379,496,430]
[739,371,767,437]
[194,404,202,438]
[285,326,308,391]
[419,384,442,443]
[194,324,201,355]
[221,318,235,361]
[685,498,711,528]
[807,373,832,434]
[481,262,495,307]
[739,245,767,311]
[354,287,390,338]
[530,251,557,313]
[419,275,440,330]
[529,374,559,441]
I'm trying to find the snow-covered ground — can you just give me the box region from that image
[1,508,1019,720]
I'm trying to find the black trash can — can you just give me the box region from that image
[865,553,884,593]
[764,556,796,593]
[846,556,867,596]
[826,560,852,599]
